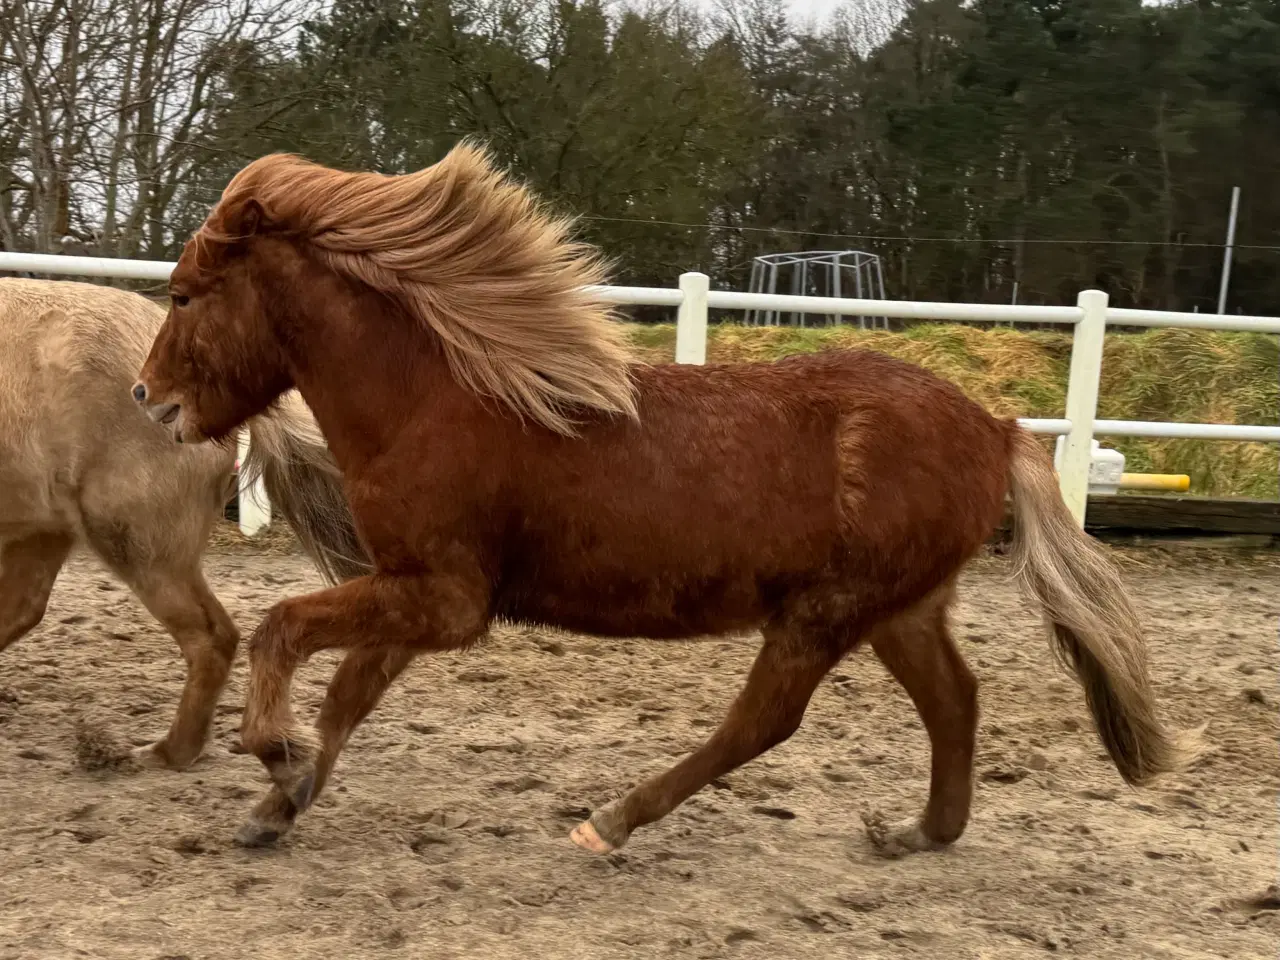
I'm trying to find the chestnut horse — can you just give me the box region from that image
[0,278,367,771]
[132,142,1201,855]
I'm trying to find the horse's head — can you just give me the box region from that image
[133,199,292,444]
[135,144,640,444]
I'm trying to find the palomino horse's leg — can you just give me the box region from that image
[863,583,978,856]
[571,622,843,854]
[237,573,487,842]
[108,564,242,769]
[79,457,240,769]
[238,646,417,846]
[0,531,74,652]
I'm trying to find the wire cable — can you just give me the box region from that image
[579,215,1280,252]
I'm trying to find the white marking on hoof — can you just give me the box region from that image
[129,742,176,770]
[862,811,950,858]
[570,820,615,854]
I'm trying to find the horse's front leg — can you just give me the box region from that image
[236,571,488,844]
[236,646,418,846]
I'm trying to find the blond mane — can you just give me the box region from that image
[196,141,639,436]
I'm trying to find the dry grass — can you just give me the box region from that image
[207,518,302,555]
[627,323,1280,499]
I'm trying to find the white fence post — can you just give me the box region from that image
[675,271,710,364]
[1059,289,1108,526]
[236,429,272,536]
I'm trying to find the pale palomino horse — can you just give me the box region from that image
[0,277,367,770]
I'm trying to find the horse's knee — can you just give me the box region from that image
[135,574,241,669]
[192,597,240,665]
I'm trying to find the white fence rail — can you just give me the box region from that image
[3,252,1278,532]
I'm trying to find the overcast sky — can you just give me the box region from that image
[786,0,845,26]
[666,0,857,32]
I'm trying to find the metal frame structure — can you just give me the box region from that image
[744,250,888,329]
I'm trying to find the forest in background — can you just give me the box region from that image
[2,0,1279,312]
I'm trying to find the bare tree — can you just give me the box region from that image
[0,0,316,256]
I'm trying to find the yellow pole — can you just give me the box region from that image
[1119,473,1190,492]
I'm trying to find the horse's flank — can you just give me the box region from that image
[195,141,638,437]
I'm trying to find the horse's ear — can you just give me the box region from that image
[236,198,264,238]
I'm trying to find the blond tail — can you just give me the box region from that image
[1006,428,1203,786]
[242,391,372,584]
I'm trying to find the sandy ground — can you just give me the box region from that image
[0,529,1277,959]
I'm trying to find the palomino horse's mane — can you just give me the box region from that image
[194,141,639,436]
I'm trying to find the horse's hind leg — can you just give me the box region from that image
[82,515,240,770]
[864,581,979,856]
[123,567,241,769]
[571,621,844,854]
[0,531,74,653]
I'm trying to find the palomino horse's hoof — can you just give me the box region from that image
[129,741,197,771]
[129,744,171,770]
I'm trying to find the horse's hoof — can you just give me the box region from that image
[570,802,630,854]
[130,741,194,771]
[861,811,950,859]
[130,744,169,770]
[570,820,615,854]
[234,817,284,848]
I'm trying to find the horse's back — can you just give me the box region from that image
[0,275,162,408]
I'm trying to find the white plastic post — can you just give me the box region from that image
[675,271,710,364]
[236,429,272,536]
[1059,289,1108,527]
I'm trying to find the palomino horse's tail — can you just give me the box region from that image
[243,393,371,584]
[1005,427,1204,786]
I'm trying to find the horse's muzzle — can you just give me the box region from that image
[144,401,181,425]
[131,381,174,419]
[131,380,184,440]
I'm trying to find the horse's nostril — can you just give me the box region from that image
[131,383,147,403]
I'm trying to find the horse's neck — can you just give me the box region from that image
[279,269,455,474]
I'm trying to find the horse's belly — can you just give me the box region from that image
[495,554,791,639]
[0,471,67,528]
[493,496,841,637]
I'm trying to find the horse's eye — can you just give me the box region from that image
[172,294,190,308]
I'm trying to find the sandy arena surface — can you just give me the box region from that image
[0,530,1277,959]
